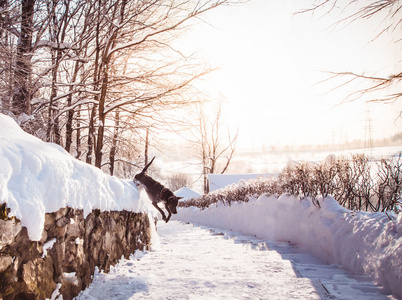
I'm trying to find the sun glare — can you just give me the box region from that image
[179,0,402,151]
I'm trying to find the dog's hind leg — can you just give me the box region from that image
[152,202,167,222]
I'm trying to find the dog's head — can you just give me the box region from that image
[167,196,182,214]
[134,172,145,185]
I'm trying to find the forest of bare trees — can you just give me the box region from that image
[0,0,240,176]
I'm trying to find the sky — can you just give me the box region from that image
[178,0,402,150]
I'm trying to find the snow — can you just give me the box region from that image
[36,40,74,50]
[50,283,62,300]
[77,221,396,299]
[42,238,56,258]
[174,195,402,298]
[208,173,276,192]
[63,272,79,285]
[1,112,401,298]
[174,186,201,200]
[0,114,152,241]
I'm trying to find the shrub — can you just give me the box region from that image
[180,153,402,214]
[179,176,279,209]
[167,173,192,191]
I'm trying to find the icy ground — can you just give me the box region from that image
[76,221,394,300]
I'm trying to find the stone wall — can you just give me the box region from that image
[0,205,152,300]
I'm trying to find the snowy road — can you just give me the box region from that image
[77,221,394,300]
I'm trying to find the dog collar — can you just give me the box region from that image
[160,188,168,200]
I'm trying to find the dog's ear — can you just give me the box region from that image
[169,196,182,202]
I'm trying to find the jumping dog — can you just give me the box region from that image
[134,157,181,223]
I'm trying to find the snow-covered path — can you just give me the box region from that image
[77,221,394,300]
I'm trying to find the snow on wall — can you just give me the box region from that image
[0,114,151,241]
[174,195,402,298]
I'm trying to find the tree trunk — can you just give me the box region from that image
[86,105,97,164]
[12,0,35,115]
[145,127,149,166]
[94,65,108,168]
[94,0,126,168]
[86,5,101,165]
[0,0,12,111]
[75,104,81,159]
[65,60,81,152]
[109,108,120,175]
[46,48,62,144]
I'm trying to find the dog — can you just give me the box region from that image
[134,157,182,223]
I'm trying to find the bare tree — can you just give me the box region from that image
[91,0,231,169]
[12,0,35,115]
[0,0,14,111]
[193,103,238,194]
[298,0,402,106]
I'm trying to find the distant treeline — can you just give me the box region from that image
[261,132,402,153]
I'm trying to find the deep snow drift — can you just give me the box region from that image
[0,114,153,241]
[174,195,402,298]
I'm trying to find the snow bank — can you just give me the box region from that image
[0,114,151,241]
[174,195,402,298]
[174,186,201,201]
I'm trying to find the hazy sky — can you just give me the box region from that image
[179,0,402,150]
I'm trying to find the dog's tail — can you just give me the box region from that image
[142,156,155,173]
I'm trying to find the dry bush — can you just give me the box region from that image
[179,176,279,209]
[375,154,402,212]
[167,173,191,191]
[180,153,402,213]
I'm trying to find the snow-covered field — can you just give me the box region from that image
[225,145,402,175]
[157,144,402,194]
[174,195,402,299]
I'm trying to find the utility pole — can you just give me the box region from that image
[364,104,373,157]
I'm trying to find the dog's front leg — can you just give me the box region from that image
[152,202,167,222]
[165,206,172,223]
